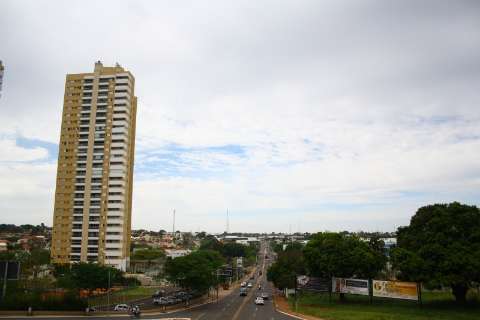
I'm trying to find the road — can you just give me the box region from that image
[1,241,297,320]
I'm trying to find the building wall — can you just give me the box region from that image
[51,62,137,271]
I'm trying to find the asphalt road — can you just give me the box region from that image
[1,242,297,320]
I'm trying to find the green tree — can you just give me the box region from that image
[267,244,306,289]
[391,202,480,303]
[196,231,207,239]
[131,248,165,261]
[23,248,50,279]
[55,263,126,293]
[303,232,386,279]
[199,235,224,252]
[164,250,224,292]
[222,243,247,259]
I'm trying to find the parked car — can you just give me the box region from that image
[254,297,265,305]
[152,289,166,298]
[153,297,168,305]
[240,281,247,287]
[114,304,129,311]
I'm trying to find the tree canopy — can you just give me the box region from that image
[267,243,306,289]
[55,263,128,292]
[131,248,165,261]
[303,232,386,279]
[164,250,224,292]
[391,202,480,302]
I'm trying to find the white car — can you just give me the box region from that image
[247,282,253,288]
[240,281,247,287]
[114,304,129,311]
[254,297,265,305]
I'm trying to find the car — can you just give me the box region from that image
[261,292,269,300]
[240,281,247,287]
[153,297,168,305]
[114,304,129,311]
[239,287,247,296]
[152,289,166,298]
[247,282,253,288]
[254,297,265,305]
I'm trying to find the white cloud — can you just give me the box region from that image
[1,0,479,231]
[0,137,49,162]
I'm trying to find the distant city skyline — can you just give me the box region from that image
[1,1,479,233]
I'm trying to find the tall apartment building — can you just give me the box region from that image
[51,61,137,271]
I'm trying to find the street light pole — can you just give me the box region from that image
[107,269,110,309]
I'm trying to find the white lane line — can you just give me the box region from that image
[275,309,307,320]
[195,312,206,320]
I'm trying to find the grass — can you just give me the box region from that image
[290,290,480,320]
[88,286,160,307]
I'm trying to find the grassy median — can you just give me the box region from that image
[88,286,160,307]
[290,291,480,320]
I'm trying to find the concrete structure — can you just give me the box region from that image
[51,61,137,271]
[165,249,191,259]
[0,60,4,97]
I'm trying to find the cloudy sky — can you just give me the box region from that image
[1,1,479,233]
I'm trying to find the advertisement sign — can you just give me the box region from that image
[332,277,369,296]
[372,280,418,301]
[297,275,330,292]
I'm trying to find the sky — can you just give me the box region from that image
[1,0,479,233]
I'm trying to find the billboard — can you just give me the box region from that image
[332,277,369,296]
[372,280,418,301]
[297,275,330,292]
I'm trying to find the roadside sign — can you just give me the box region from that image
[372,280,418,301]
[297,275,330,292]
[332,277,369,296]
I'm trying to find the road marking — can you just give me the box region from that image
[195,312,206,320]
[275,309,307,319]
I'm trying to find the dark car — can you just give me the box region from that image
[152,289,166,298]
[240,288,247,296]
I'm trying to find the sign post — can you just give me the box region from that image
[1,261,7,300]
[417,282,422,307]
[1,261,20,301]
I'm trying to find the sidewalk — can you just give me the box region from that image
[273,293,324,320]
[0,274,249,318]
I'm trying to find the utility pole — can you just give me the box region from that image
[172,209,176,235]
[2,262,8,300]
[107,268,110,309]
[226,209,230,234]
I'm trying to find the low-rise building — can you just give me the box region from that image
[0,240,8,252]
[165,249,191,259]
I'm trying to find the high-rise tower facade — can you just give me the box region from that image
[51,61,137,270]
